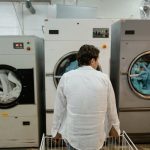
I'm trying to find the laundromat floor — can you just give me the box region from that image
[136,144,150,150]
[1,145,150,150]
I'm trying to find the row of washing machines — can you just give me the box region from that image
[0,19,150,148]
[45,19,150,143]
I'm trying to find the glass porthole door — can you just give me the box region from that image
[53,51,102,87]
[128,51,150,99]
[53,52,78,87]
[0,65,22,108]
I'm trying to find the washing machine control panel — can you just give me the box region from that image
[93,28,109,38]
[13,41,32,51]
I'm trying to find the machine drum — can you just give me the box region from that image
[0,69,22,107]
[128,51,150,99]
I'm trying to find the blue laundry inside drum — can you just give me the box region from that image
[65,60,78,73]
[130,57,150,95]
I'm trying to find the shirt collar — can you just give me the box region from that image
[78,65,94,70]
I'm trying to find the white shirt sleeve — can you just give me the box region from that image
[107,79,120,136]
[51,75,67,137]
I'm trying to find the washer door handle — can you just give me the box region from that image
[120,72,128,75]
[45,73,53,77]
[46,109,54,113]
[45,73,62,79]
[53,75,62,79]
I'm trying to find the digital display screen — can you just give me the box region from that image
[125,30,135,35]
[13,42,24,49]
[49,30,59,34]
[93,28,109,38]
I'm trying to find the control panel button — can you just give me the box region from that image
[26,47,31,51]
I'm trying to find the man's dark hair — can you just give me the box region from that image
[77,44,100,67]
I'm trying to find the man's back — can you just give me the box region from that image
[51,44,120,150]
[65,66,108,115]
[60,66,112,150]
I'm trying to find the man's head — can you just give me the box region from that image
[77,44,100,69]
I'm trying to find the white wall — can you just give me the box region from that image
[51,0,141,19]
[0,2,21,35]
[96,0,141,19]
[0,0,142,37]
[23,2,49,37]
[0,2,49,37]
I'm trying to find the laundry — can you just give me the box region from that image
[0,70,22,103]
[65,60,78,73]
[130,61,150,95]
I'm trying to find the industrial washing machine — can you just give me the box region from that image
[111,20,150,143]
[44,19,114,135]
[0,36,45,147]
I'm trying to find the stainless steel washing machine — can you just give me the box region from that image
[111,20,150,143]
[0,36,45,148]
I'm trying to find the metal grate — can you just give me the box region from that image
[40,131,138,150]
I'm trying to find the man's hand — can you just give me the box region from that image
[53,132,62,139]
[109,126,119,138]
[53,132,62,145]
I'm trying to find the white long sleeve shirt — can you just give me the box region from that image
[51,66,120,150]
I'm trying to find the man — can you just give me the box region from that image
[51,44,120,150]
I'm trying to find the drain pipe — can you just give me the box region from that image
[25,0,36,14]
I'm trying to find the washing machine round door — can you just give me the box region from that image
[128,51,150,99]
[0,65,22,108]
[53,51,78,87]
[53,51,102,87]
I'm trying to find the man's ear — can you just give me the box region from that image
[90,58,95,65]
